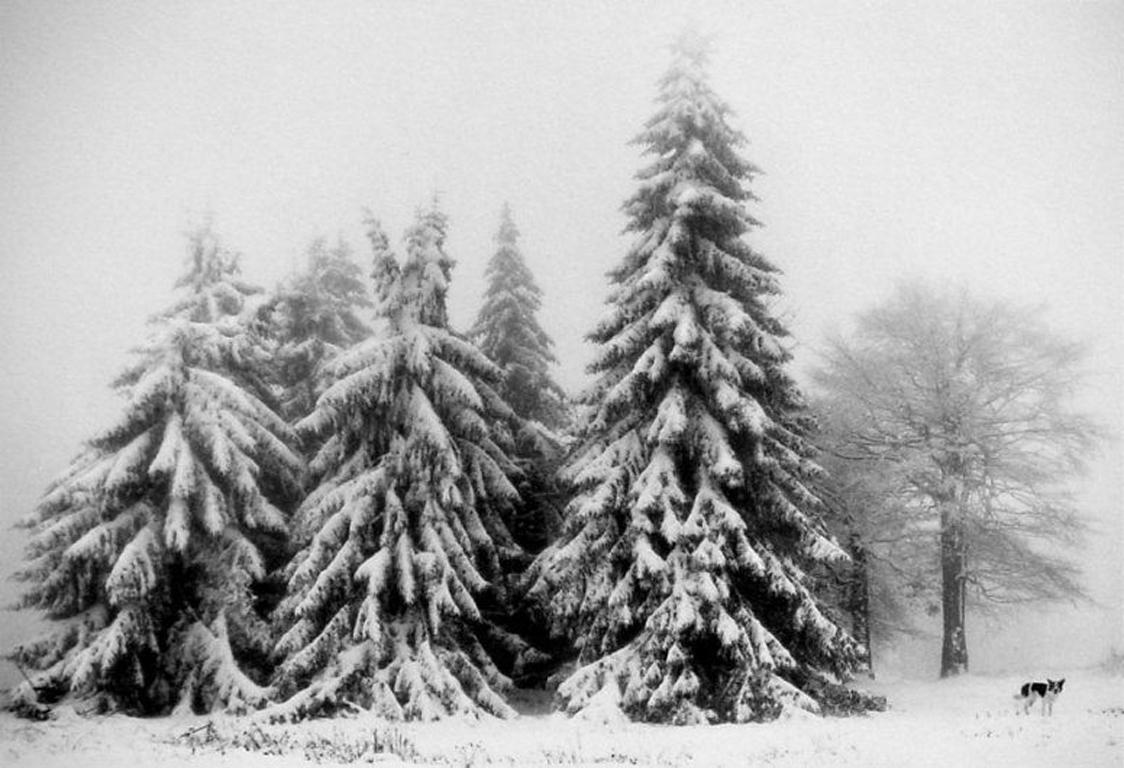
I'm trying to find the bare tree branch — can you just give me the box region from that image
[812,281,1103,676]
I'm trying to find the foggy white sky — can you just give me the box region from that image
[1,0,1121,678]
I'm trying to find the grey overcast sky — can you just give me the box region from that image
[1,0,1121,679]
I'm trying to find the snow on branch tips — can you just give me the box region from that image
[270,203,529,720]
[526,34,869,723]
[13,223,303,715]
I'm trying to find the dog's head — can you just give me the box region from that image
[1047,678,1066,693]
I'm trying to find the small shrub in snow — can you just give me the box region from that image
[175,719,419,763]
[7,684,53,721]
[798,675,887,716]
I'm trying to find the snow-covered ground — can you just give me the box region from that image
[2,669,1120,767]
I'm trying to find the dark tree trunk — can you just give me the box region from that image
[939,515,968,677]
[847,532,873,673]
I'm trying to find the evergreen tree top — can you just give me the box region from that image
[368,203,454,331]
[495,201,519,244]
[268,235,372,422]
[165,222,263,325]
[625,34,760,238]
[301,237,371,308]
[470,204,565,431]
[113,225,272,400]
[591,38,782,382]
[480,205,542,311]
[282,237,371,348]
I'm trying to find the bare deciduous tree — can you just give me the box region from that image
[814,282,1100,677]
[814,441,931,666]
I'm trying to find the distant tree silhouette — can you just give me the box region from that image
[815,282,1099,677]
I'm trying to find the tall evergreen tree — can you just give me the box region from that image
[269,236,372,423]
[470,204,566,432]
[271,205,534,720]
[12,225,304,714]
[525,36,865,723]
[470,205,567,552]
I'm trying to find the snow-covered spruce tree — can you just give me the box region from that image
[12,224,304,714]
[269,236,372,423]
[525,37,865,724]
[470,204,567,433]
[469,204,567,553]
[272,205,537,721]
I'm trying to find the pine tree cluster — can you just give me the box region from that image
[11,37,871,723]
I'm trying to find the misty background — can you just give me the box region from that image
[1,0,1120,688]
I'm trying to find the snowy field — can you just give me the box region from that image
[2,670,1120,767]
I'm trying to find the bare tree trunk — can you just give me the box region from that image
[939,516,968,677]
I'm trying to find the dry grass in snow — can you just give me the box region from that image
[2,669,1121,767]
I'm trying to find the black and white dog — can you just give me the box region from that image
[1015,678,1065,716]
